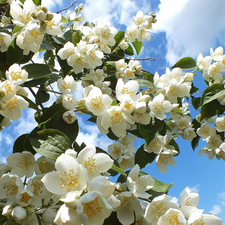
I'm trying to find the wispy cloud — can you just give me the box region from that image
[154,0,225,65]
[209,205,222,215]
[170,196,179,205]
[189,184,200,193]
[83,0,151,27]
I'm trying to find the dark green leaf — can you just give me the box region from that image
[22,64,52,79]
[190,83,199,95]
[53,36,67,45]
[103,212,122,225]
[32,0,41,6]
[23,74,60,87]
[191,97,201,110]
[19,95,39,110]
[111,31,125,52]
[83,22,95,28]
[64,30,74,42]
[72,30,82,46]
[36,85,50,105]
[29,129,72,160]
[191,119,201,151]
[135,144,157,169]
[171,57,196,69]
[132,39,142,55]
[142,71,154,82]
[56,55,72,76]
[139,118,165,146]
[58,116,79,143]
[106,128,120,141]
[124,44,134,56]
[200,100,225,120]
[40,38,53,50]
[7,39,23,64]
[200,83,225,106]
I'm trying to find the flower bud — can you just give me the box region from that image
[11,206,27,221]
[63,110,77,124]
[31,11,37,19]
[2,205,13,216]
[40,21,47,32]
[46,13,54,21]
[42,208,57,225]
[76,14,85,22]
[37,11,46,21]
[41,6,48,13]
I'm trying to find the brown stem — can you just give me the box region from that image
[57,1,78,14]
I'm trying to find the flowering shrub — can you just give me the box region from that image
[0,0,223,224]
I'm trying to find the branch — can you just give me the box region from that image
[104,53,165,61]
[57,1,78,14]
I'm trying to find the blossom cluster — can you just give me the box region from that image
[0,148,221,225]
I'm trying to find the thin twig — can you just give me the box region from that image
[57,1,78,14]
[104,53,165,61]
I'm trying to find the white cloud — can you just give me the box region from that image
[209,205,222,215]
[76,115,114,150]
[170,196,179,205]
[189,184,200,193]
[83,0,151,27]
[154,0,225,65]
[42,0,64,11]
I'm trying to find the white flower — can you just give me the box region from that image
[54,203,82,225]
[188,210,222,225]
[57,41,76,60]
[210,46,223,61]
[137,27,151,41]
[179,186,199,219]
[108,142,124,159]
[125,24,138,42]
[77,191,113,225]
[45,13,62,35]
[41,153,88,201]
[86,44,104,68]
[7,151,35,178]
[99,23,117,46]
[216,116,225,132]
[157,208,186,225]
[34,156,55,175]
[196,122,216,140]
[118,155,134,170]
[10,0,36,27]
[63,110,77,124]
[145,194,179,225]
[208,62,224,81]
[6,63,28,85]
[0,32,12,52]
[24,23,44,45]
[116,191,144,225]
[85,86,112,116]
[116,78,141,102]
[144,135,164,154]
[57,75,77,94]
[100,106,127,137]
[15,189,34,207]
[77,144,113,179]
[62,95,78,110]
[0,80,16,101]
[127,164,154,199]
[148,93,172,120]
[156,149,178,173]
[0,173,23,200]
[196,54,212,71]
[42,208,57,225]
[115,59,127,71]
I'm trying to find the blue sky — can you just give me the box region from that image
[1,0,225,222]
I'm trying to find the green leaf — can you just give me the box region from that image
[40,38,53,50]
[22,64,53,80]
[142,71,154,82]
[135,144,157,169]
[135,78,155,90]
[132,38,142,55]
[191,119,201,151]
[61,15,67,23]
[147,178,173,200]
[191,97,201,110]
[111,31,125,52]
[200,83,225,106]
[56,55,72,76]
[139,118,165,146]
[72,30,82,46]
[124,44,134,56]
[64,30,74,42]
[171,57,196,69]
[12,25,21,35]
[190,83,199,95]
[83,22,95,28]
[200,100,225,120]
[7,39,23,64]
[29,129,72,160]
[36,85,50,105]
[32,0,41,6]
[23,74,60,87]
[58,116,79,143]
